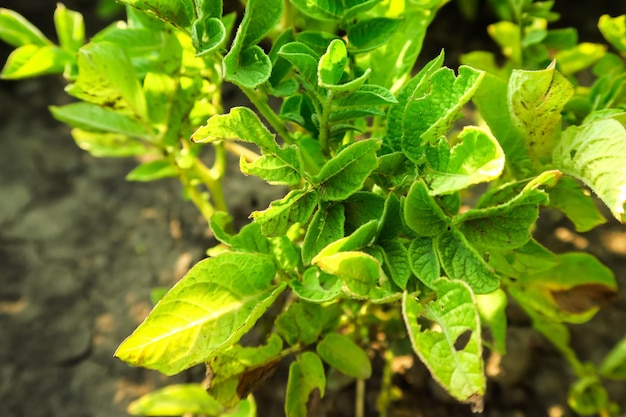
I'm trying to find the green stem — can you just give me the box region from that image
[355,378,365,417]
[242,86,295,145]
[194,143,229,214]
[318,91,334,155]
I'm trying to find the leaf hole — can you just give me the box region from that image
[453,329,472,351]
[570,149,577,159]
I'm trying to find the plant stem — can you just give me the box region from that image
[318,91,334,155]
[356,378,365,417]
[242,86,295,145]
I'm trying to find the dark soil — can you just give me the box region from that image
[1,1,625,417]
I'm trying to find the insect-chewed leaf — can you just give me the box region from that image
[426,127,505,195]
[318,39,347,87]
[402,280,485,412]
[402,65,484,161]
[115,252,285,375]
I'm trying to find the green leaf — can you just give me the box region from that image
[435,229,500,294]
[426,127,505,195]
[347,17,403,53]
[476,289,507,354]
[402,280,485,412]
[127,384,223,416]
[343,191,385,233]
[223,0,282,88]
[285,352,326,417]
[252,189,318,237]
[295,31,340,55]
[67,42,148,120]
[192,16,226,56]
[379,239,411,289]
[378,192,403,241]
[385,51,445,151]
[568,376,609,416]
[240,146,303,186]
[289,0,380,22]
[403,179,450,237]
[50,102,152,140]
[402,66,484,161]
[598,14,626,55]
[508,63,574,164]
[276,301,323,346]
[115,253,285,375]
[270,235,300,272]
[290,267,342,303]
[553,117,626,222]
[555,43,606,76]
[314,251,387,299]
[54,4,84,54]
[455,188,548,251]
[278,42,319,84]
[313,220,379,260]
[317,333,372,379]
[92,26,183,77]
[69,128,152,158]
[302,202,345,265]
[1,44,71,79]
[126,159,177,182]
[488,238,559,278]
[117,0,194,29]
[0,8,50,47]
[231,222,271,254]
[206,334,283,408]
[547,177,606,232]
[472,72,532,177]
[334,85,398,108]
[314,139,381,201]
[408,237,440,289]
[192,107,278,153]
[507,252,617,324]
[600,335,626,379]
[318,39,347,87]
[223,45,273,89]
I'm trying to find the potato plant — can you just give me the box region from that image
[2,1,626,416]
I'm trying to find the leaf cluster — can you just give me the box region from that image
[2,1,626,416]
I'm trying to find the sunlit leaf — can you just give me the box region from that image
[115,253,284,375]
[402,280,485,412]
[553,116,626,222]
[127,384,222,416]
